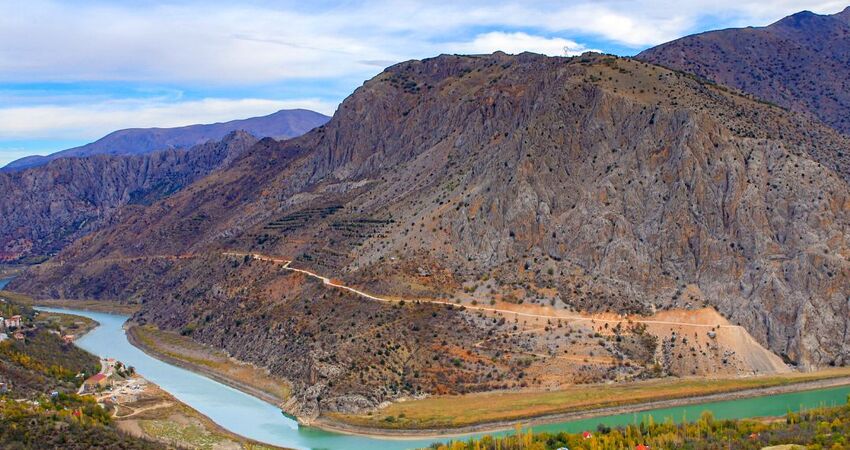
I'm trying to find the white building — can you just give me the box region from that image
[4,315,21,329]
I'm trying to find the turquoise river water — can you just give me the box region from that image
[1,279,847,449]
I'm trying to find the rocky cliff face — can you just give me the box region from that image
[637,7,850,136]
[0,131,257,262]
[12,53,850,413]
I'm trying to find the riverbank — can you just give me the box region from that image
[118,307,850,438]
[2,289,140,315]
[315,374,850,438]
[126,324,291,408]
[110,375,287,450]
[34,307,99,337]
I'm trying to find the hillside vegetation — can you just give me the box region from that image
[13,52,850,418]
[427,398,850,449]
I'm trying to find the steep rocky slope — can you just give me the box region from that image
[12,52,850,415]
[637,7,850,136]
[3,109,329,172]
[0,131,257,262]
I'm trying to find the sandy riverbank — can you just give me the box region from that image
[126,324,291,408]
[110,375,287,450]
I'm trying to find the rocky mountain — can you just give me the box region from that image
[11,52,850,417]
[0,131,257,262]
[637,7,850,135]
[2,109,329,172]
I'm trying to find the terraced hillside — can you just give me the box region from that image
[12,52,850,418]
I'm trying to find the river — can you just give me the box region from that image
[0,277,845,450]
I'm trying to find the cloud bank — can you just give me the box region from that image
[0,0,846,162]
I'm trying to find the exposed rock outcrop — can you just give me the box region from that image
[0,131,257,261]
[12,53,850,414]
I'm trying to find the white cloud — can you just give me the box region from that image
[2,1,845,85]
[0,97,337,141]
[448,32,592,56]
[0,0,845,160]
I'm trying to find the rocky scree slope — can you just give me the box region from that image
[13,52,850,377]
[0,131,257,262]
[637,7,850,137]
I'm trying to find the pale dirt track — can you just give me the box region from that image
[48,250,788,373]
[223,251,746,330]
[44,249,758,330]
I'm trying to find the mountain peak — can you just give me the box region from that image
[837,5,850,23]
[637,8,850,135]
[770,9,829,29]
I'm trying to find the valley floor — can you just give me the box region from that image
[321,370,850,436]
[122,319,850,437]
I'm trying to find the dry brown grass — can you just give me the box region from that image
[329,367,850,430]
[130,325,291,403]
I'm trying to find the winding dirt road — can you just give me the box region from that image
[223,251,743,331]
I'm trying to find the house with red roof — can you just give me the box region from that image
[83,373,110,392]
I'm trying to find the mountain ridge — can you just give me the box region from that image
[12,52,850,417]
[2,108,329,172]
[636,7,850,135]
[0,131,258,262]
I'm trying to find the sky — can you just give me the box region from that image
[1,0,847,166]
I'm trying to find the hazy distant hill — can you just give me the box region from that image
[0,131,258,262]
[637,7,850,134]
[2,109,329,172]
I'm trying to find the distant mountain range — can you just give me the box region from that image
[2,108,330,172]
[0,131,258,262]
[638,6,850,135]
[0,108,328,262]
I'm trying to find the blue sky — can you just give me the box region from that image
[1,0,847,166]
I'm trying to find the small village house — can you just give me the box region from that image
[63,334,75,344]
[13,331,24,341]
[5,315,22,329]
[83,373,110,392]
[0,332,7,342]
